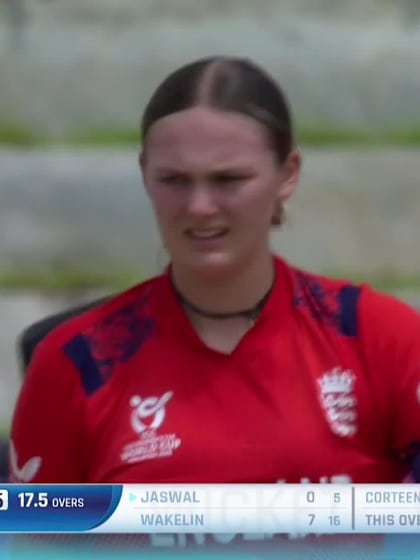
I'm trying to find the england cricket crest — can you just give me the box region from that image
[317,367,357,437]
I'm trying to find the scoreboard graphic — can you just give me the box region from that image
[0,484,419,533]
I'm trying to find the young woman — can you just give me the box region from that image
[9,56,420,488]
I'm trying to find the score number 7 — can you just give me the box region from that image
[307,491,341,526]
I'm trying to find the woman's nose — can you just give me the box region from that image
[186,184,218,217]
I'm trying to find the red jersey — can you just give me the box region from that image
[9,256,420,484]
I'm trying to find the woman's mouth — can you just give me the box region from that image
[186,228,229,240]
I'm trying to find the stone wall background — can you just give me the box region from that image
[1,0,420,135]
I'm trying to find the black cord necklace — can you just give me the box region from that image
[171,275,275,324]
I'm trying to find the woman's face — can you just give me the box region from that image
[141,106,300,276]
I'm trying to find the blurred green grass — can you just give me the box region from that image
[0,124,141,148]
[0,424,9,438]
[297,122,420,147]
[2,122,420,147]
[0,266,143,292]
[1,265,419,293]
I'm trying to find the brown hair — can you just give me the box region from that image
[141,56,295,225]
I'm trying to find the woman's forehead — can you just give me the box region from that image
[144,106,272,167]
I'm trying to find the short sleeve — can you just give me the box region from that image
[9,336,88,483]
[359,287,420,464]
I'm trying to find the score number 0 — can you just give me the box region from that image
[307,491,342,527]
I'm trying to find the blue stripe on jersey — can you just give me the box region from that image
[411,451,420,482]
[338,285,361,337]
[63,335,104,396]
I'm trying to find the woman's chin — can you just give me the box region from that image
[183,252,238,276]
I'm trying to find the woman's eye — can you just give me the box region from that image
[213,174,248,185]
[161,175,189,186]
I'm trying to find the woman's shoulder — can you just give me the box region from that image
[280,258,363,332]
[32,273,166,358]
[356,283,420,347]
[279,256,419,336]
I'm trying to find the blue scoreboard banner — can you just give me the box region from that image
[0,484,420,534]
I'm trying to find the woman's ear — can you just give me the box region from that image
[270,150,301,227]
[277,149,302,203]
[271,199,284,226]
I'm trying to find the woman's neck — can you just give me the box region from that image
[170,252,275,316]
